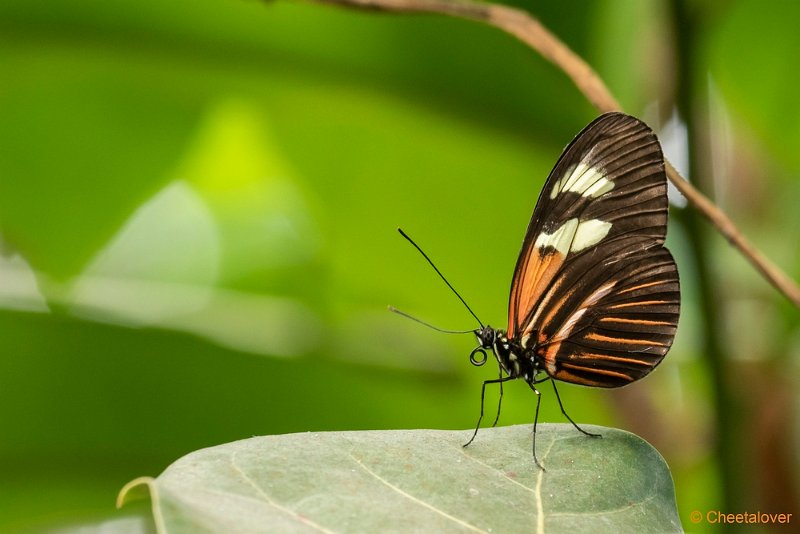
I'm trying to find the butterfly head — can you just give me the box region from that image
[469,326,494,367]
[471,325,534,380]
[470,326,515,368]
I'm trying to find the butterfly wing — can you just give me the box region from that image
[533,244,679,387]
[508,112,679,387]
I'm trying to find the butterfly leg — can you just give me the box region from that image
[464,376,515,448]
[551,381,601,438]
[491,369,504,428]
[522,381,545,470]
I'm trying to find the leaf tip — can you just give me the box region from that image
[117,476,155,509]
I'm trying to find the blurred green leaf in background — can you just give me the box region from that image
[0,0,798,531]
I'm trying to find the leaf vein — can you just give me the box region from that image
[349,452,488,533]
[535,436,558,534]
[458,446,536,493]
[230,450,335,533]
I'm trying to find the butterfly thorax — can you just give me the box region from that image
[474,326,538,382]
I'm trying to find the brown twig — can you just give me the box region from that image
[301,0,800,307]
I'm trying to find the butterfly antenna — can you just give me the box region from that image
[387,305,475,334]
[397,228,484,328]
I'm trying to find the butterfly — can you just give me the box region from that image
[395,112,680,469]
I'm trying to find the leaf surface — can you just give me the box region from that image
[120,424,681,533]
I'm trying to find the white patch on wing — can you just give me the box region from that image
[550,162,614,199]
[534,218,578,255]
[534,218,612,255]
[572,218,612,252]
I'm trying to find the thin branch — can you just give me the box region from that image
[299,0,800,307]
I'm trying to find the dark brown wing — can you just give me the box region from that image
[507,112,679,386]
[533,245,679,387]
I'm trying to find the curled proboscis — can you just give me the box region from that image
[469,347,488,366]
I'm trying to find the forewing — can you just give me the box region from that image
[532,245,680,388]
[508,113,668,337]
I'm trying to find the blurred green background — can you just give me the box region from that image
[1,0,798,531]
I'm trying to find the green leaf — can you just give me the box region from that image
[120,425,681,533]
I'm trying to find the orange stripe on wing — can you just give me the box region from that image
[549,369,609,387]
[521,252,559,316]
[608,300,673,310]
[541,341,561,377]
[598,317,674,326]
[572,352,654,367]
[511,250,565,336]
[585,332,666,346]
[616,280,670,295]
[559,363,635,382]
[508,249,564,337]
